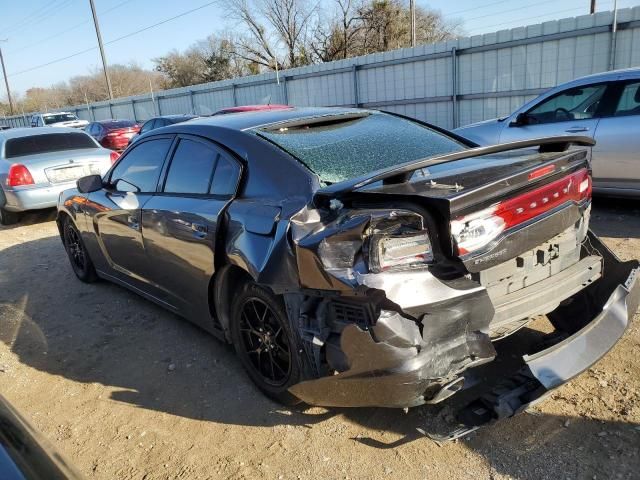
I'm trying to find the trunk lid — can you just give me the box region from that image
[9,148,112,186]
[315,136,594,270]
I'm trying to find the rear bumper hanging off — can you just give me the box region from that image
[289,232,640,413]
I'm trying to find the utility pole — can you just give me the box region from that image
[89,0,113,100]
[410,0,416,47]
[0,40,14,115]
[590,0,596,14]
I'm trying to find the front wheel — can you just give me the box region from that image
[62,217,98,283]
[230,283,303,405]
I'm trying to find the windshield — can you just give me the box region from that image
[43,113,79,124]
[5,133,97,158]
[255,112,465,183]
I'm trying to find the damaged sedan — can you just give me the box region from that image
[57,108,639,433]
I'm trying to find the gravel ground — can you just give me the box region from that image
[0,198,639,480]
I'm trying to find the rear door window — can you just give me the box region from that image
[209,155,240,196]
[109,138,172,192]
[163,139,218,195]
[613,81,640,117]
[5,132,98,158]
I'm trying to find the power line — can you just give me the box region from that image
[6,0,133,56]
[0,0,74,38]
[102,0,217,45]
[446,0,515,17]
[465,0,626,33]
[8,0,218,78]
[463,0,559,24]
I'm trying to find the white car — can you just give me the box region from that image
[30,112,89,129]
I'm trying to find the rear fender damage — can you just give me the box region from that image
[286,201,639,417]
[286,204,499,407]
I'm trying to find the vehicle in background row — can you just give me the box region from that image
[212,104,292,115]
[58,108,638,438]
[0,125,10,130]
[0,127,118,225]
[128,114,198,146]
[454,67,640,198]
[85,119,141,151]
[30,112,89,129]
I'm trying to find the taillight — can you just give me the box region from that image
[110,151,121,164]
[7,164,35,187]
[367,211,433,273]
[451,168,591,256]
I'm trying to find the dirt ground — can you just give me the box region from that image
[1,198,639,480]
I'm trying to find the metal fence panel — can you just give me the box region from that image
[3,7,640,131]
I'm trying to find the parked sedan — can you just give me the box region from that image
[128,114,198,146]
[85,119,141,151]
[455,67,640,197]
[0,127,118,225]
[58,108,638,436]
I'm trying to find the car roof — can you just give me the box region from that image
[182,106,367,132]
[563,66,640,86]
[41,112,74,116]
[0,126,85,140]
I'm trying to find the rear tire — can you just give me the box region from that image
[62,217,98,283]
[0,207,20,226]
[230,283,303,405]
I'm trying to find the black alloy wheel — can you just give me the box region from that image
[230,283,302,404]
[239,297,292,385]
[63,218,98,282]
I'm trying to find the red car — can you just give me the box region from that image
[85,120,141,151]
[213,104,292,114]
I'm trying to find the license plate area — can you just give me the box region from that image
[46,163,102,184]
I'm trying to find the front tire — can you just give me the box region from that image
[230,283,303,405]
[62,217,98,283]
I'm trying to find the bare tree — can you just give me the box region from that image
[311,0,362,62]
[229,0,316,70]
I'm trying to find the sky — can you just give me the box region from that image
[0,0,638,97]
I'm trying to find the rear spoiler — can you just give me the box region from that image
[315,136,595,200]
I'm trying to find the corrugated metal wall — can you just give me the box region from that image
[3,7,640,130]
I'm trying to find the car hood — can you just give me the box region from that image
[454,117,507,145]
[48,120,89,129]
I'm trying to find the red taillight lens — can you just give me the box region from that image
[7,164,35,187]
[110,151,121,164]
[451,168,591,256]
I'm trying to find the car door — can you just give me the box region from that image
[84,136,173,293]
[139,135,242,325]
[499,83,611,144]
[591,80,640,194]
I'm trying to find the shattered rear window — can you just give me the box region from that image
[255,112,465,184]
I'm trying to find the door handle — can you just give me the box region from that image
[127,215,140,230]
[565,127,589,133]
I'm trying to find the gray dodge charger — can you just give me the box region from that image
[57,107,639,437]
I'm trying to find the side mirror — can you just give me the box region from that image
[77,174,103,194]
[510,112,530,127]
